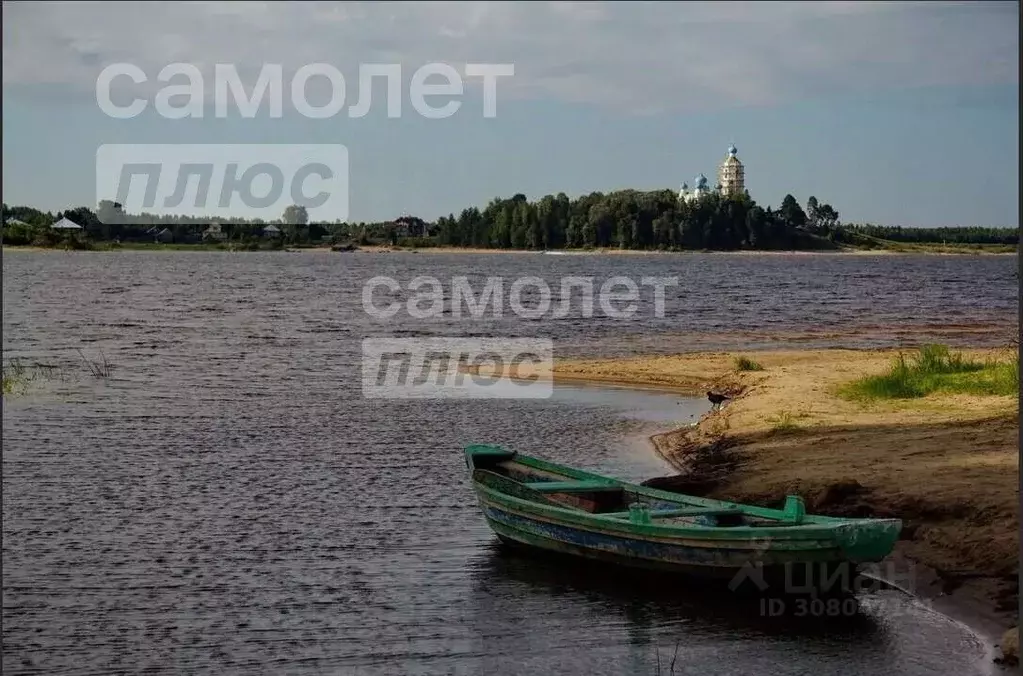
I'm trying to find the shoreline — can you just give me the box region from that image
[2,244,1017,256]
[557,375,1009,651]
[536,346,1018,660]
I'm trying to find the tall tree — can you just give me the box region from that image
[97,200,125,226]
[587,202,613,248]
[806,196,819,232]
[282,205,309,225]
[778,194,807,230]
[816,203,840,235]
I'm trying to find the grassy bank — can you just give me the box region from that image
[863,240,1018,255]
[839,344,1018,400]
[834,230,1018,254]
[529,345,1019,629]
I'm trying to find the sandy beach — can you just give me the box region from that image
[506,345,1019,652]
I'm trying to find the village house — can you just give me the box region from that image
[51,217,83,231]
[202,222,227,241]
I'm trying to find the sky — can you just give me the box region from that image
[2,0,1019,228]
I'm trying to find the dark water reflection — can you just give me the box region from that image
[468,544,896,676]
[2,251,1010,675]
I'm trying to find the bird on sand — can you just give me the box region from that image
[707,391,731,411]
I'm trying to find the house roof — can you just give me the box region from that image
[263,224,282,233]
[5,218,28,226]
[51,217,83,230]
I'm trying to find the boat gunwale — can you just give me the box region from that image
[474,486,853,548]
[465,445,903,541]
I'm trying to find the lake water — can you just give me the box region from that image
[2,251,1016,674]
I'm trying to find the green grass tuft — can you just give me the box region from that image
[3,354,101,397]
[76,349,112,378]
[768,410,798,432]
[734,356,764,372]
[766,409,814,434]
[3,359,30,395]
[839,344,1019,400]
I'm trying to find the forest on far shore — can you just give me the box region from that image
[2,190,1017,251]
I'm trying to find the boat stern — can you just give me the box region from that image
[832,518,903,563]
[465,444,516,471]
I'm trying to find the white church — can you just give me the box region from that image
[678,145,746,204]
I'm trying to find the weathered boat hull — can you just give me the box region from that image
[479,499,866,589]
[466,445,902,591]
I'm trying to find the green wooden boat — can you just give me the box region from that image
[465,444,902,590]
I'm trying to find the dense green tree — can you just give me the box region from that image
[282,205,309,225]
[816,203,840,237]
[806,196,819,232]
[3,185,1018,252]
[778,194,807,230]
[97,200,125,226]
[586,202,612,248]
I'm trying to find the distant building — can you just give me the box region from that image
[262,224,282,238]
[678,144,746,203]
[718,144,745,197]
[203,222,227,241]
[5,218,28,227]
[678,174,712,204]
[51,217,83,230]
[155,227,174,243]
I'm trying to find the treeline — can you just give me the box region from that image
[1,201,417,247]
[433,190,843,250]
[3,193,1018,251]
[430,192,1015,250]
[1,202,348,246]
[836,224,1018,245]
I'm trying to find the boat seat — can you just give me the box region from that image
[603,506,745,519]
[524,480,623,494]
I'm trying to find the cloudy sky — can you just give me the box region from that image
[2,1,1019,226]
